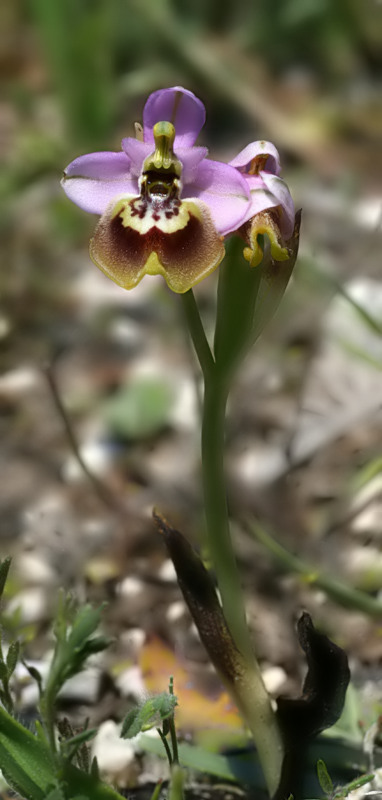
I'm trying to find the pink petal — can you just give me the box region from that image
[242,174,280,219]
[183,159,251,235]
[175,146,208,182]
[121,138,152,177]
[62,151,137,215]
[143,87,206,148]
[260,173,295,238]
[229,141,281,176]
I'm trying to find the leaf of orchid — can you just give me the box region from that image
[153,511,244,689]
[250,210,301,345]
[214,235,263,375]
[277,612,350,741]
[273,612,350,800]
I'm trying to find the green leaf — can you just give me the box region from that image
[61,727,97,762]
[24,662,44,694]
[139,733,264,786]
[0,661,8,681]
[121,707,142,739]
[214,236,263,376]
[91,755,100,781]
[317,759,333,794]
[103,377,174,440]
[64,728,97,749]
[0,702,125,800]
[214,215,300,377]
[62,761,125,800]
[121,693,177,738]
[154,691,178,720]
[250,211,301,345]
[0,558,12,598]
[0,704,55,799]
[6,640,20,677]
[43,784,66,800]
[47,603,110,702]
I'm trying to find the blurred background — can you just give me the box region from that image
[0,0,382,767]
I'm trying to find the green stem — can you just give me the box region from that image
[157,729,172,767]
[168,677,179,765]
[169,717,179,765]
[169,764,185,800]
[201,376,252,660]
[250,519,382,617]
[40,681,58,754]
[181,290,284,795]
[181,291,248,655]
[181,290,214,380]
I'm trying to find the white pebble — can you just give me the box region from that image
[16,552,56,586]
[7,588,47,625]
[0,366,40,396]
[261,665,287,695]
[115,665,146,700]
[166,601,187,623]
[92,720,140,787]
[118,576,144,598]
[157,559,177,582]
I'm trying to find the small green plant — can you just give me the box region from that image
[0,557,122,800]
[121,678,184,800]
[0,557,188,800]
[317,758,334,795]
[317,758,375,799]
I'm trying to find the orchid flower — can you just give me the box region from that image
[229,141,296,267]
[61,86,295,293]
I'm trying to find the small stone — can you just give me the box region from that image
[16,552,56,587]
[166,600,187,623]
[261,665,287,695]
[62,439,112,483]
[118,576,145,598]
[114,665,145,700]
[7,587,48,625]
[91,720,140,787]
[0,366,40,397]
[59,667,100,703]
[120,628,146,655]
[157,559,177,582]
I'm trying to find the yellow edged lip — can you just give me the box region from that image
[89,194,225,294]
